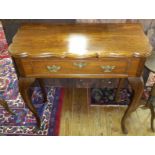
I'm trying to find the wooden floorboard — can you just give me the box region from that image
[59,88,155,136]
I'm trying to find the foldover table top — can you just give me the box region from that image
[9,23,152,58]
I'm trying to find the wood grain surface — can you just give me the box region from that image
[9,23,152,58]
[60,88,154,136]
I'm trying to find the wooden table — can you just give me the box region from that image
[9,23,152,134]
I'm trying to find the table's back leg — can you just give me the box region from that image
[18,77,41,128]
[37,78,47,103]
[149,103,155,132]
[144,97,155,132]
[121,77,144,134]
[115,78,125,102]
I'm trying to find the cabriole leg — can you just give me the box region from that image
[18,77,41,128]
[121,77,144,134]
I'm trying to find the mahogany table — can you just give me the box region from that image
[9,23,152,134]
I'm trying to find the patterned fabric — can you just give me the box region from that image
[0,21,18,102]
[91,88,132,106]
[0,87,64,136]
[0,22,9,58]
[146,72,155,87]
[0,58,19,101]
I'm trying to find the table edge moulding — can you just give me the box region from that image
[8,23,152,134]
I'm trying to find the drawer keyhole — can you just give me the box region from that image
[101,65,116,72]
[73,62,87,69]
[47,65,61,72]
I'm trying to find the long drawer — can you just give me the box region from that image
[14,58,145,78]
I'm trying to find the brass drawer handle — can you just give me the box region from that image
[73,62,87,68]
[47,65,61,72]
[101,65,116,72]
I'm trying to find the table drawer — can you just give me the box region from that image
[15,57,145,78]
[19,59,129,77]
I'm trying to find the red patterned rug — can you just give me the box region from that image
[0,87,64,136]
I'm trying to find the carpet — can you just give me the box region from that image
[0,87,64,136]
[89,78,132,106]
[90,88,132,106]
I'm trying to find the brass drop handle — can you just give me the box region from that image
[73,62,87,68]
[101,65,116,72]
[47,65,61,72]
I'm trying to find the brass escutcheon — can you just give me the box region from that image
[47,65,61,72]
[100,65,116,72]
[73,62,87,69]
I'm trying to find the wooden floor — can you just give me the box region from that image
[60,88,155,136]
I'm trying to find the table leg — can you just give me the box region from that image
[0,98,15,115]
[121,77,144,134]
[149,103,155,132]
[18,77,41,128]
[115,78,125,102]
[37,78,47,103]
[144,96,155,132]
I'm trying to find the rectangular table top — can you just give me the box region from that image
[9,23,152,58]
